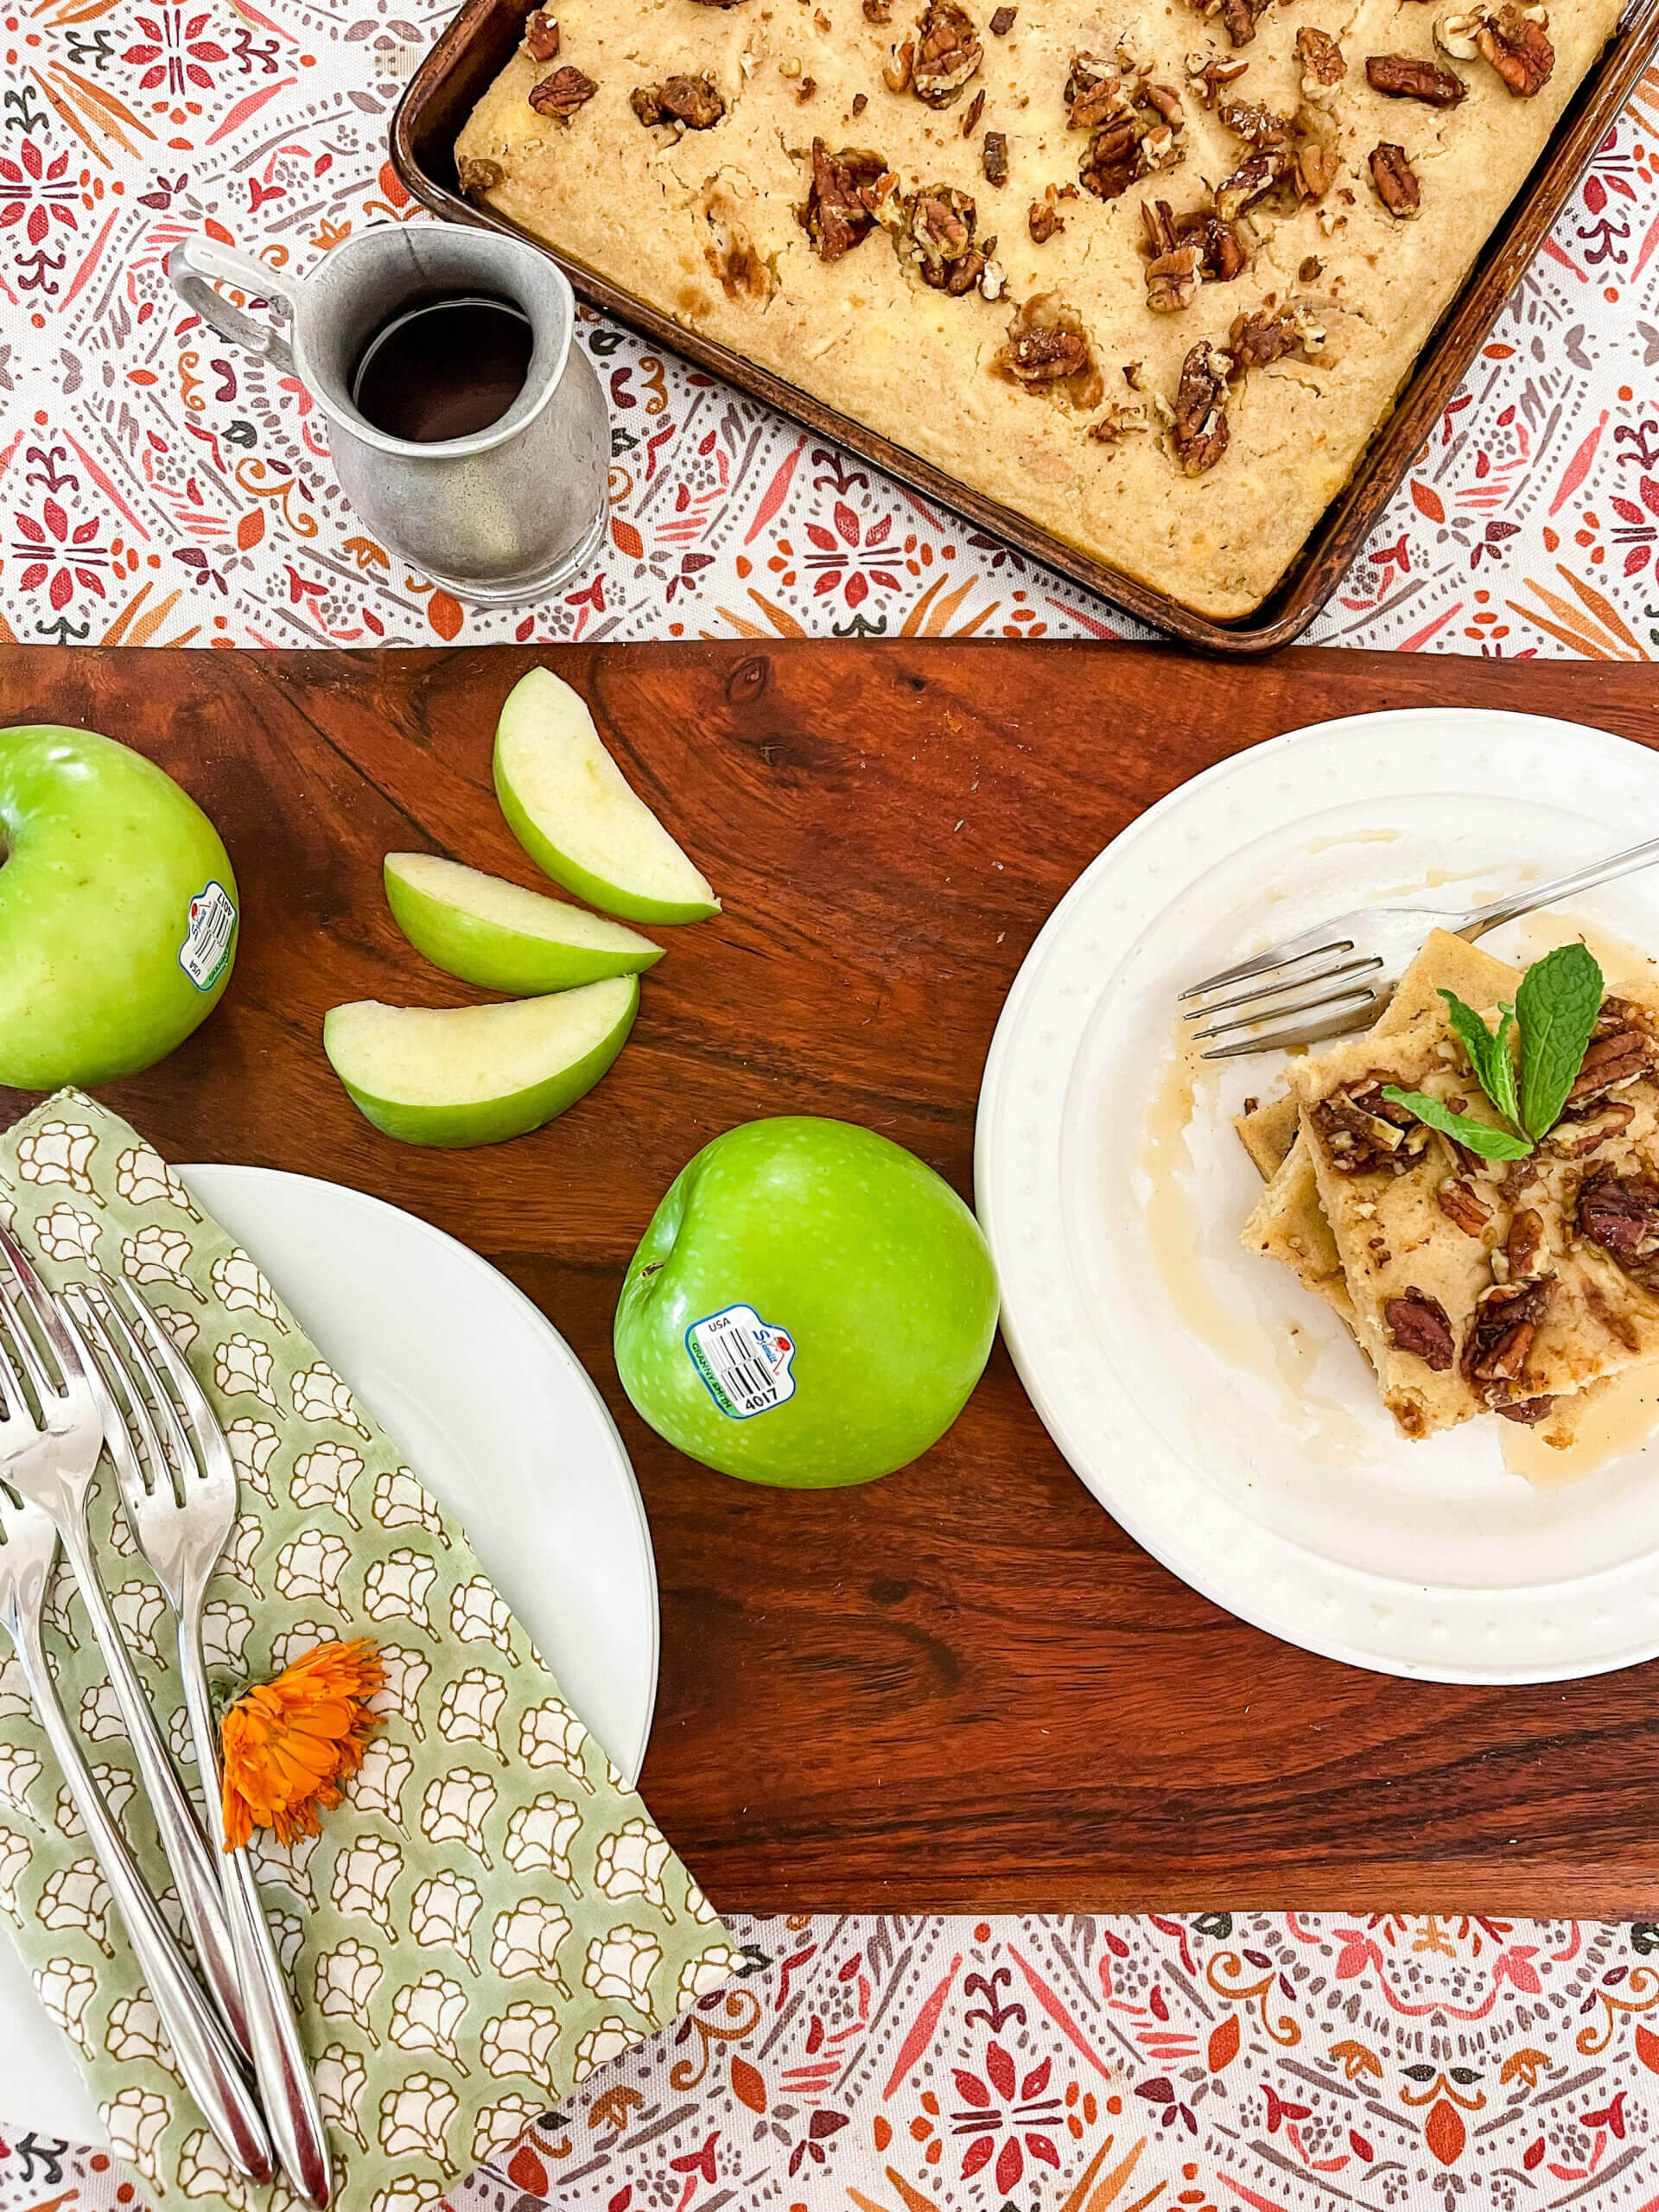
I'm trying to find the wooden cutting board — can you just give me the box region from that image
[3,640,1657,1916]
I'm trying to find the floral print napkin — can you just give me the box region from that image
[0,1092,735,2212]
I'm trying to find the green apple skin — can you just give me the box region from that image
[493,667,721,927]
[0,724,238,1090]
[323,975,639,1147]
[384,852,664,994]
[614,1116,999,1487]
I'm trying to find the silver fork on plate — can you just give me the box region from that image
[65,1278,332,2210]
[0,1226,251,2054]
[0,1395,272,2176]
[1177,831,1659,1058]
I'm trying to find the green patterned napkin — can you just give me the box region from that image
[0,1091,734,2211]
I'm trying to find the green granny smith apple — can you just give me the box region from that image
[613,1116,999,1487]
[323,975,638,1147]
[0,723,238,1090]
[385,851,664,994]
[493,667,721,925]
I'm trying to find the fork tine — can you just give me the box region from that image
[61,1287,163,1516]
[0,1329,25,1422]
[1177,930,1357,1002]
[0,1225,86,1397]
[0,1274,58,1408]
[108,1281,218,1486]
[1198,995,1384,1059]
[82,1284,194,1502]
[1190,978,1384,1044]
[1180,953,1382,1022]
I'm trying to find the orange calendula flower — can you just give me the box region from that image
[219,1637,385,1852]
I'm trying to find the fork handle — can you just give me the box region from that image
[8,1603,273,2178]
[1459,832,1659,940]
[179,1610,333,2209]
[57,1503,251,2058]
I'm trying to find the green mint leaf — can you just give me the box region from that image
[1516,943,1604,1140]
[1438,991,1522,1131]
[1380,1086,1535,1160]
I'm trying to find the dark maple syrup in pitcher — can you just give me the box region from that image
[349,292,534,443]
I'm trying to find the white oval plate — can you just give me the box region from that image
[1,1164,657,2145]
[976,708,1659,1690]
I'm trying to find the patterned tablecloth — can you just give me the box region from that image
[3,2,1659,2209]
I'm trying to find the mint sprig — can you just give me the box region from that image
[1516,942,1604,1141]
[1384,944,1605,1163]
[1380,1085,1534,1160]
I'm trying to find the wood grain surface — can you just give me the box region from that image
[3,640,1659,1916]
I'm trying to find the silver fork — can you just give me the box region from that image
[66,1278,332,2211]
[0,1452,271,2177]
[1178,831,1659,1058]
[0,1225,249,2055]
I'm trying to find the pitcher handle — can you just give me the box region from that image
[168,238,300,374]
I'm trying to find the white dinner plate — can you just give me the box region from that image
[1,1165,657,2143]
[976,707,1659,1691]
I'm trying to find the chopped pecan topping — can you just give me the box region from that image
[524,8,559,60]
[1579,1173,1659,1268]
[1297,25,1345,89]
[1495,1155,1538,1207]
[912,0,982,106]
[1496,1395,1555,1425]
[1309,1073,1430,1175]
[1438,1,1553,91]
[989,3,1016,29]
[689,0,747,6]
[1186,51,1249,103]
[1218,0,1270,46]
[881,181,1001,294]
[1385,1289,1457,1371]
[528,63,598,118]
[852,90,869,112]
[1068,54,1185,200]
[1146,242,1203,311]
[1549,1099,1636,1159]
[456,155,505,199]
[1215,100,1334,217]
[998,294,1099,398]
[1171,340,1232,475]
[863,0,893,17]
[1029,189,1066,243]
[1227,304,1320,368]
[798,139,887,260]
[1567,1027,1655,1104]
[1218,96,1288,148]
[982,130,1008,185]
[631,73,726,128]
[962,87,985,134]
[798,75,817,102]
[1370,142,1420,217]
[1465,1274,1554,1389]
[1086,399,1147,442]
[1366,52,1467,104]
[883,35,915,89]
[1507,1206,1545,1280]
[1437,1178,1492,1236]
[1299,253,1323,281]
[1065,52,1135,130]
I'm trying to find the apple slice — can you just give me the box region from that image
[385,852,664,993]
[323,976,638,1147]
[493,667,721,925]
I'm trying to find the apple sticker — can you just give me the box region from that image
[685,1305,797,1420]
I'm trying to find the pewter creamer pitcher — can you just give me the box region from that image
[169,226,608,602]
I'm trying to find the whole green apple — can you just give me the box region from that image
[613,1116,999,1486]
[0,725,238,1090]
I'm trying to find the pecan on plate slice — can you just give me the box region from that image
[1567,1007,1656,1105]
[1465,1274,1555,1394]
[528,63,597,118]
[1505,1205,1546,1280]
[1385,1288,1457,1371]
[1370,141,1421,217]
[1297,24,1345,92]
[912,0,983,106]
[982,130,1009,186]
[524,8,559,60]
[1496,1395,1555,1425]
[1366,52,1467,105]
[1437,1178,1493,1236]
[1170,339,1232,474]
[1578,1173,1659,1271]
[1309,1074,1430,1173]
[798,139,888,260]
[1437,1,1553,92]
[1549,1098,1636,1160]
[631,73,726,128]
